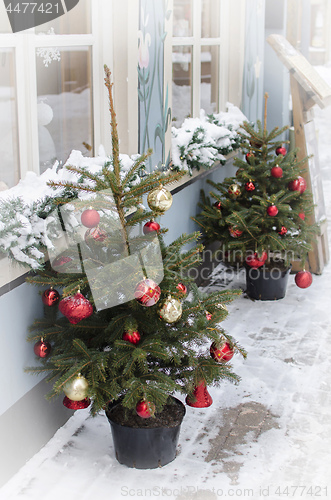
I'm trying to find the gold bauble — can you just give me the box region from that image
[159,296,182,323]
[228,183,241,198]
[147,185,173,213]
[63,374,89,401]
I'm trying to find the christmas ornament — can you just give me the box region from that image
[134,278,161,307]
[298,211,305,220]
[228,184,241,198]
[34,339,51,358]
[245,251,267,268]
[42,287,60,307]
[210,341,234,362]
[143,220,161,234]
[229,226,243,238]
[177,283,187,294]
[185,381,213,408]
[63,396,91,410]
[37,101,53,126]
[295,270,313,289]
[52,255,72,267]
[250,138,262,148]
[205,311,212,320]
[81,208,100,228]
[159,296,182,323]
[213,201,222,210]
[245,152,255,164]
[84,226,107,244]
[122,330,141,344]
[278,226,288,236]
[271,165,283,178]
[136,400,156,418]
[288,176,307,194]
[245,181,255,192]
[58,292,93,324]
[63,374,89,401]
[147,184,173,213]
[276,146,287,156]
[267,205,278,216]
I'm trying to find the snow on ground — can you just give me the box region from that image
[1,67,331,500]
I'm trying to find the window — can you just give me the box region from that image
[172,0,245,127]
[0,0,112,189]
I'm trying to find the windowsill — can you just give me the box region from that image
[0,258,31,297]
[0,155,235,295]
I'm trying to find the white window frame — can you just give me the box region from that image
[0,0,113,181]
[171,0,246,119]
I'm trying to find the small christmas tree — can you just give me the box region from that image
[26,67,246,419]
[194,93,317,282]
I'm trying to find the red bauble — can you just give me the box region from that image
[271,165,283,178]
[288,176,307,194]
[213,201,222,210]
[84,226,107,243]
[185,381,213,408]
[34,339,51,358]
[134,278,161,307]
[205,311,212,320]
[295,271,313,289]
[122,330,141,344]
[81,208,100,228]
[143,220,161,234]
[63,396,91,410]
[276,146,287,156]
[52,255,72,267]
[58,292,94,324]
[267,205,278,216]
[177,282,187,294]
[278,226,288,236]
[42,288,60,307]
[245,181,255,192]
[245,152,255,164]
[136,400,155,418]
[229,226,243,238]
[210,341,234,362]
[298,211,305,220]
[245,251,267,268]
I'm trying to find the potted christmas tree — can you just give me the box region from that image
[26,67,246,469]
[194,93,317,300]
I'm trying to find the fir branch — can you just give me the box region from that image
[63,165,110,191]
[104,65,121,185]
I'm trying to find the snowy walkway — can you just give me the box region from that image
[1,76,331,499]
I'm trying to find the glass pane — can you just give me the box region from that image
[173,0,192,37]
[0,49,19,189]
[35,0,91,35]
[0,1,12,33]
[201,45,219,114]
[172,46,192,127]
[201,0,220,38]
[36,47,93,173]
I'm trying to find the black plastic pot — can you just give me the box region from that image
[245,264,291,300]
[106,397,186,469]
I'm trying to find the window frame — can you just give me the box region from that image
[0,0,113,182]
[171,0,245,121]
